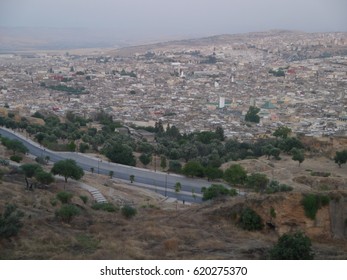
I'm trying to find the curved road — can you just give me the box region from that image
[0,127,220,203]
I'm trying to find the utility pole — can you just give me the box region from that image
[165,173,168,197]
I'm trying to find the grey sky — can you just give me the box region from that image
[1,0,346,38]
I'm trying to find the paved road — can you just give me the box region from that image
[0,127,220,203]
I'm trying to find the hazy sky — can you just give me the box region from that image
[1,0,346,38]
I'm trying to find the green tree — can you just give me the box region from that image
[273,126,291,139]
[270,147,281,160]
[168,160,182,173]
[20,163,43,189]
[1,138,28,155]
[174,182,182,194]
[201,184,237,201]
[245,106,260,123]
[215,126,225,141]
[279,137,304,153]
[35,170,54,186]
[129,174,135,183]
[66,141,76,152]
[334,149,347,168]
[262,144,274,159]
[102,143,136,166]
[182,161,204,177]
[79,142,89,153]
[291,148,305,166]
[204,166,224,181]
[238,208,263,231]
[139,153,151,166]
[0,204,24,239]
[51,159,84,185]
[301,194,330,220]
[269,232,314,260]
[109,170,114,178]
[224,164,247,186]
[160,155,167,170]
[246,173,270,192]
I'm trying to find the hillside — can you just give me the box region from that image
[1,144,347,259]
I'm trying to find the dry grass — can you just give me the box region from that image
[1,147,347,259]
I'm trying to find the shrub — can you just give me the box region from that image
[10,155,23,163]
[0,158,9,166]
[201,184,237,201]
[55,204,80,223]
[310,171,331,177]
[238,208,263,231]
[56,191,73,204]
[168,160,182,173]
[79,195,88,204]
[246,173,269,192]
[35,156,46,165]
[91,202,118,212]
[265,180,293,194]
[269,232,314,260]
[0,204,24,239]
[121,205,137,218]
[301,194,330,220]
[270,207,276,218]
[50,198,58,207]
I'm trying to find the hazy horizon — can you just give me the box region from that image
[1,0,347,40]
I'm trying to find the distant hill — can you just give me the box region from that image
[0,27,197,52]
[0,27,130,52]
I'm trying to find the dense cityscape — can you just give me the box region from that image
[1,30,346,141]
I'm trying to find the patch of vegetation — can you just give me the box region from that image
[51,159,84,184]
[269,68,285,77]
[201,184,237,201]
[121,205,137,219]
[269,232,314,260]
[91,202,118,212]
[50,198,58,207]
[55,204,80,223]
[265,180,293,194]
[246,173,269,192]
[270,207,276,218]
[79,195,88,204]
[56,191,73,204]
[0,204,24,239]
[238,208,263,231]
[245,106,260,123]
[46,84,86,95]
[310,171,331,177]
[301,194,330,220]
[0,136,28,155]
[73,234,100,254]
[141,204,160,210]
[10,155,23,163]
[334,149,347,168]
[0,158,9,166]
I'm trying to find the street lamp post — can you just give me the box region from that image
[165,173,168,197]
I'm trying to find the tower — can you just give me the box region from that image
[219,96,225,109]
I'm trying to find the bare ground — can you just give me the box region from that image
[1,145,347,259]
